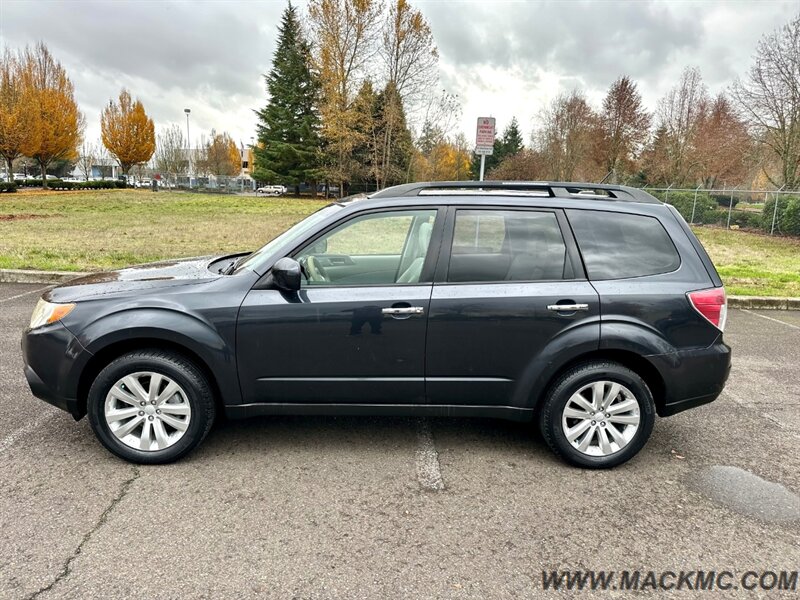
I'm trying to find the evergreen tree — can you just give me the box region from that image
[500,117,524,157]
[351,80,379,189]
[253,2,321,193]
[349,80,414,191]
[375,82,414,188]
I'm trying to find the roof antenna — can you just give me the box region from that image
[598,171,613,184]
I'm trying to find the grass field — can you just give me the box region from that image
[691,226,800,297]
[1,189,798,296]
[0,189,326,272]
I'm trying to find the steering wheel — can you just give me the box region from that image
[301,255,328,283]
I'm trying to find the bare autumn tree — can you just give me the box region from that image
[19,42,84,188]
[308,0,382,195]
[535,90,600,181]
[77,141,97,181]
[694,94,753,188]
[381,0,438,103]
[0,48,36,179]
[487,149,544,181]
[101,89,156,177]
[653,66,708,185]
[598,76,651,183]
[377,0,438,188]
[154,124,187,185]
[732,14,800,190]
[95,140,111,179]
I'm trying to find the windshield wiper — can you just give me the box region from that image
[222,255,245,275]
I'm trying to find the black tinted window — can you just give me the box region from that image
[567,210,680,280]
[448,210,570,282]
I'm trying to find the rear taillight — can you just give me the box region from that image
[687,287,727,331]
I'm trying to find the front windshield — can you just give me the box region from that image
[234,204,342,274]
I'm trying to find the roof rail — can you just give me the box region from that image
[369,181,660,204]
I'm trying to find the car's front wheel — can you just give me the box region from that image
[87,350,216,464]
[539,361,655,468]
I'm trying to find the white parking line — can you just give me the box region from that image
[742,309,800,331]
[0,285,51,304]
[0,413,56,454]
[415,418,445,491]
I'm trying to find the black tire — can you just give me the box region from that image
[539,361,655,469]
[87,350,216,464]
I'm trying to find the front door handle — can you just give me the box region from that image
[382,306,425,315]
[547,303,589,312]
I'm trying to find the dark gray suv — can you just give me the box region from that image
[22,182,731,468]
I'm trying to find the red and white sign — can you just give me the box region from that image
[475,117,496,155]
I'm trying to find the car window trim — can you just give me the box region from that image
[434,206,587,285]
[565,208,682,281]
[281,205,445,289]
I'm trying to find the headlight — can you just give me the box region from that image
[29,298,75,329]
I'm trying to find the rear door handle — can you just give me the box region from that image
[547,303,589,312]
[382,307,425,315]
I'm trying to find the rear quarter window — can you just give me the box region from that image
[566,209,680,280]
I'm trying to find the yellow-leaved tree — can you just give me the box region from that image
[101,89,156,177]
[19,42,84,188]
[199,130,240,178]
[308,0,381,195]
[0,49,37,179]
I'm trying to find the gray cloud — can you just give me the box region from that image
[1,0,797,145]
[1,0,284,143]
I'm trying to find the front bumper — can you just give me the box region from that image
[21,322,92,420]
[649,340,732,417]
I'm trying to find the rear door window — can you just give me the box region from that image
[566,209,680,280]
[447,210,571,282]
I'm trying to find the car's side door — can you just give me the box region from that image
[237,207,443,405]
[425,207,600,407]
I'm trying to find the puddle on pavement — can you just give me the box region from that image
[692,466,800,522]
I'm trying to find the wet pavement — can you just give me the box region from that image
[0,283,798,598]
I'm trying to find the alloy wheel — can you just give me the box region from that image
[104,371,192,451]
[561,380,641,457]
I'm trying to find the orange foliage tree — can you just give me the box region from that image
[19,42,84,188]
[0,49,36,179]
[309,0,382,193]
[101,89,156,177]
[199,130,241,178]
[413,134,471,181]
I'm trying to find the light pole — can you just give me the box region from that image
[248,136,255,192]
[184,108,191,188]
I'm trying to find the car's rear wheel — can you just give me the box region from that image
[87,350,215,464]
[540,361,655,468]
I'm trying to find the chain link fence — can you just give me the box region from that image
[641,187,800,237]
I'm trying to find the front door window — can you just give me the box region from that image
[295,210,437,286]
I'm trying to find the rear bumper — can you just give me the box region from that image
[649,341,731,417]
[21,322,91,420]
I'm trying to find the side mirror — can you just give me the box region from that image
[270,257,301,291]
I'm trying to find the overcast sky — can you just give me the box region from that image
[1,0,797,148]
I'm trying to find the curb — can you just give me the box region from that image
[727,296,800,310]
[0,269,89,285]
[0,268,798,310]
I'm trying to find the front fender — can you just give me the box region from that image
[65,306,241,406]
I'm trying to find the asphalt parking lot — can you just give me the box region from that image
[0,282,798,599]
